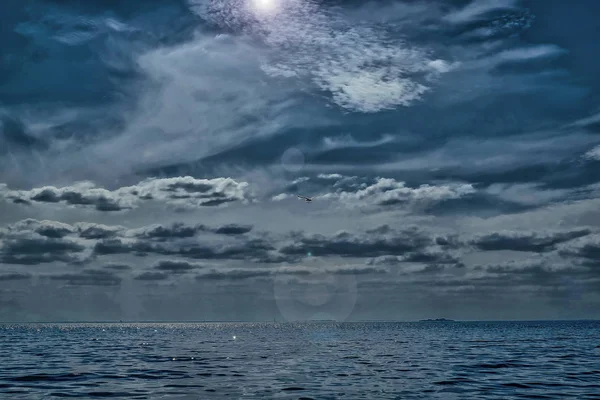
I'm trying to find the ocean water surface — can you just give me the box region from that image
[1,321,599,399]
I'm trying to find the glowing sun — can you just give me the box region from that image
[252,0,279,13]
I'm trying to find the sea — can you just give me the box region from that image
[1,321,599,399]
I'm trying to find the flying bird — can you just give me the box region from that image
[296,195,313,202]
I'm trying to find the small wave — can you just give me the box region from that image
[10,373,91,382]
[472,362,531,369]
[1,321,600,398]
[502,382,531,389]
[434,377,477,385]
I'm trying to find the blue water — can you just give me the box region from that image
[1,321,599,399]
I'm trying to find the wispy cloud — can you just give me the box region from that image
[319,134,395,151]
[444,0,520,24]
[192,0,452,113]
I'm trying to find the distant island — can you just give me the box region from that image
[419,318,456,322]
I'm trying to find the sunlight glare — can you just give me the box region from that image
[252,0,278,13]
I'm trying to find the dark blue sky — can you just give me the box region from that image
[1,0,600,321]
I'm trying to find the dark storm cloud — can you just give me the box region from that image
[1,217,597,283]
[129,222,253,240]
[48,270,122,286]
[472,229,593,252]
[0,234,87,265]
[91,236,276,261]
[0,219,263,266]
[0,218,468,268]
[31,188,123,211]
[133,221,251,242]
[130,223,201,240]
[21,221,73,238]
[179,237,276,261]
[91,238,133,256]
[368,248,463,267]
[76,223,123,239]
[12,185,126,212]
[212,224,253,235]
[2,220,124,242]
[557,234,600,267]
[403,250,462,265]
[0,177,252,211]
[279,225,443,258]
[102,263,131,271]
[153,260,202,273]
[0,273,31,281]
[2,219,75,238]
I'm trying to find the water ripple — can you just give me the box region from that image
[0,321,599,399]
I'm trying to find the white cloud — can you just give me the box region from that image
[585,146,600,160]
[84,35,302,174]
[318,177,474,208]
[320,134,395,151]
[317,174,345,180]
[0,176,252,211]
[427,59,458,74]
[318,67,429,113]
[272,175,475,209]
[484,183,569,207]
[569,109,600,129]
[191,0,451,113]
[271,193,289,201]
[579,109,600,159]
[444,0,519,24]
[473,44,567,68]
[19,30,329,185]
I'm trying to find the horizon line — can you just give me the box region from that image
[1,318,599,324]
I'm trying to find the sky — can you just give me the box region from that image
[1,0,600,322]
